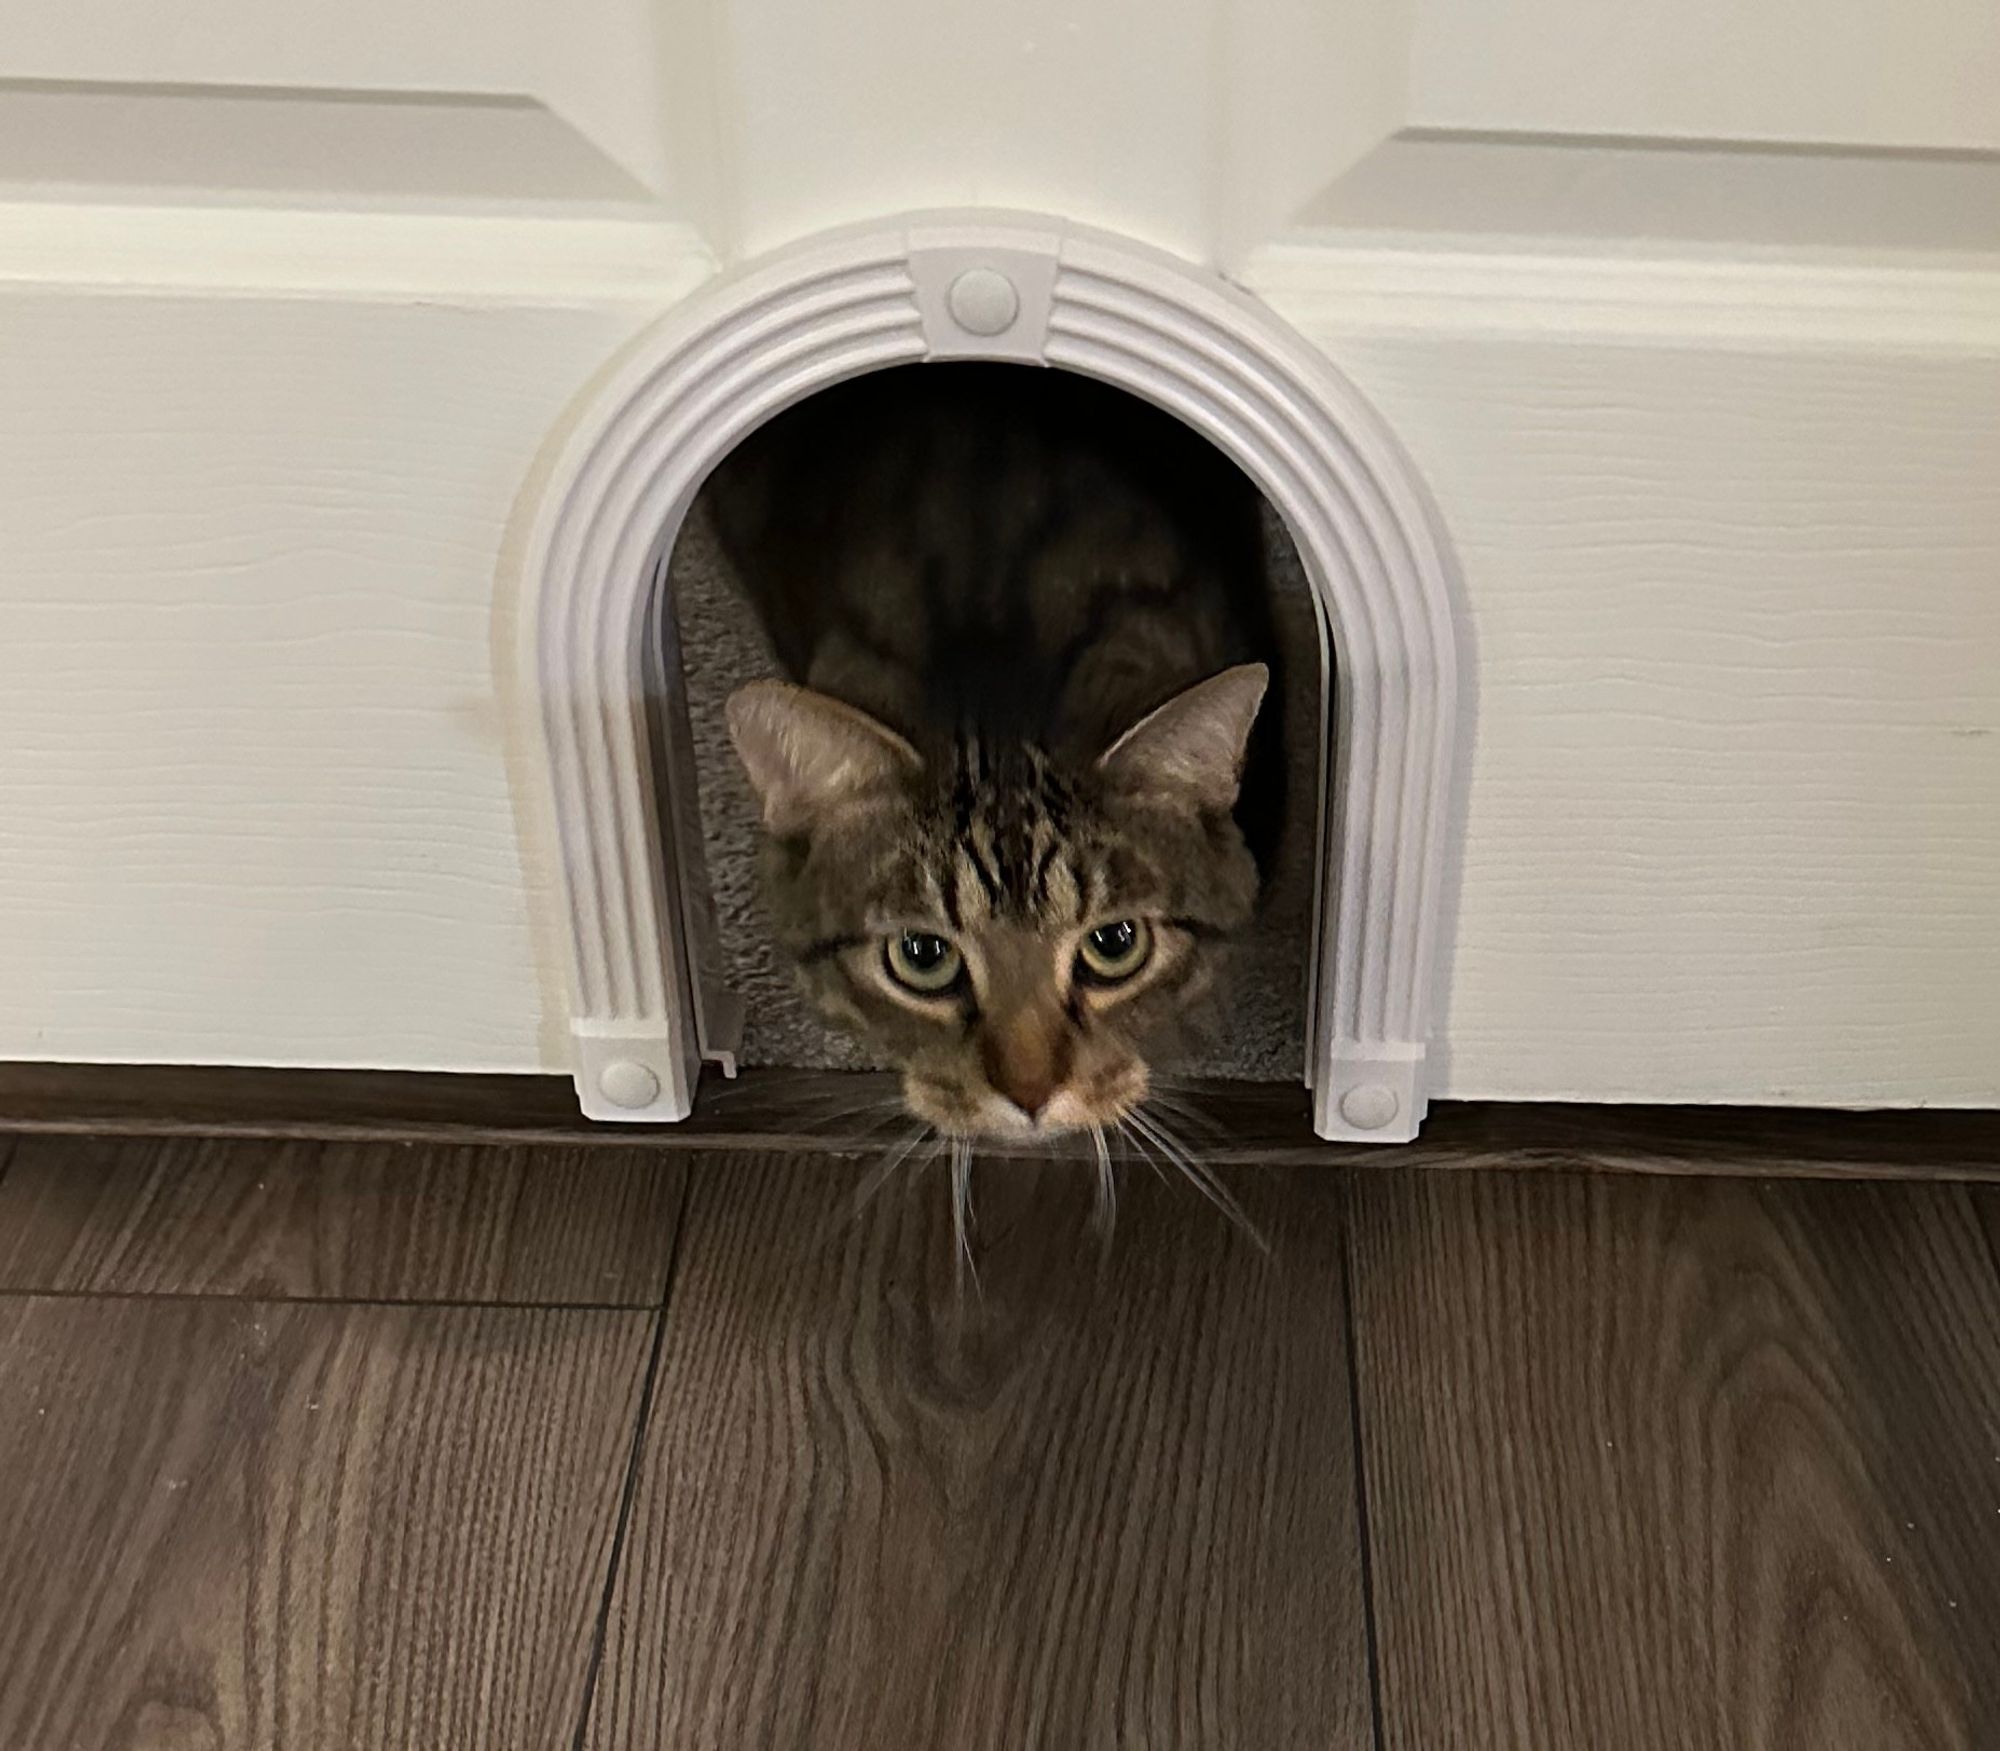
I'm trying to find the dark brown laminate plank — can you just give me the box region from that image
[1350,1171,2000,1751]
[584,1149,1373,1751]
[1974,1187,2000,1283]
[0,1134,685,1304]
[0,1295,655,1751]
[2,1061,1995,1181]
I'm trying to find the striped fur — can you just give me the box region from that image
[709,364,1279,1137]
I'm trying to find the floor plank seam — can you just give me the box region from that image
[1338,1180,1391,1751]
[568,1165,699,1750]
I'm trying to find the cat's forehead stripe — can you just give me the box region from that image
[916,733,1091,928]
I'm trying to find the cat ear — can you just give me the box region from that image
[725,680,921,834]
[1098,664,1269,809]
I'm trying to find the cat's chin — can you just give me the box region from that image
[926,1119,1111,1154]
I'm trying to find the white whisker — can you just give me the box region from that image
[847,1122,935,1222]
[1116,1117,1171,1186]
[807,1095,913,1129]
[949,1138,980,1295]
[703,1073,893,1115]
[1141,1089,1230,1145]
[1127,1106,1269,1251]
[820,1109,920,1160]
[1090,1124,1117,1237]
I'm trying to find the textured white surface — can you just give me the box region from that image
[1408,0,2000,149]
[0,0,1997,1121]
[0,205,714,302]
[1297,135,2000,257]
[0,0,678,201]
[1285,326,2000,1104]
[3,0,1994,269]
[4,229,1993,1108]
[0,278,667,1070]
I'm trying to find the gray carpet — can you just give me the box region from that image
[663,496,1324,1081]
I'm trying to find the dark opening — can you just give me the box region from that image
[664,362,1327,1082]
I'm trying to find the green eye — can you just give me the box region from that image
[885,930,963,994]
[1077,919,1152,985]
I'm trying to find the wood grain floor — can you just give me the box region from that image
[1349,1172,2000,1751]
[1,1113,1997,1749]
[582,1153,1370,1751]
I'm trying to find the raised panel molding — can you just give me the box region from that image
[0,78,653,207]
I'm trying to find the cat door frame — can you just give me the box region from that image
[518,211,1463,1143]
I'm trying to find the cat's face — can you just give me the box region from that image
[727,667,1265,1138]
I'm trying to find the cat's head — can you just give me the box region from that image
[725,666,1267,1138]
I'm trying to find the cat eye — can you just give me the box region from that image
[885,930,964,994]
[1076,919,1152,985]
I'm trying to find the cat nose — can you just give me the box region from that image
[981,1027,1069,1121]
[997,1070,1055,1120]
[996,1079,1048,1119]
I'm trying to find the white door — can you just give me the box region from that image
[1,0,1994,1108]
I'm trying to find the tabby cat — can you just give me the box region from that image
[707,364,1282,1142]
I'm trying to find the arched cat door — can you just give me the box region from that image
[517,212,1463,1143]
